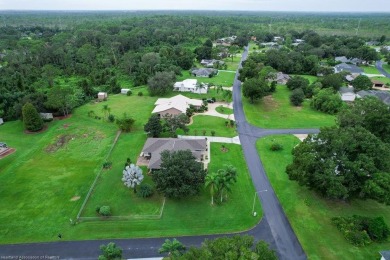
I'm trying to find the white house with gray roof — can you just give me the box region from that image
[152,94,203,117]
[139,138,207,170]
[174,79,208,94]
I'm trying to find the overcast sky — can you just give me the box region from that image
[1,0,390,12]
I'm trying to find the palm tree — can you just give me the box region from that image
[222,89,233,104]
[205,172,220,205]
[217,170,232,203]
[215,85,223,93]
[159,238,186,258]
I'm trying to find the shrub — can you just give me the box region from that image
[290,88,305,106]
[364,217,389,242]
[229,120,235,127]
[202,130,207,136]
[211,97,216,102]
[211,130,216,136]
[126,90,132,96]
[102,161,112,169]
[138,91,143,96]
[108,114,115,123]
[270,143,283,151]
[98,206,111,216]
[88,110,96,118]
[22,102,44,132]
[137,183,154,198]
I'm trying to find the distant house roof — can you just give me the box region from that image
[339,87,356,102]
[141,138,207,169]
[200,59,224,67]
[334,63,363,74]
[190,68,217,77]
[39,113,53,120]
[276,72,290,81]
[152,94,203,114]
[357,90,390,105]
[335,56,362,65]
[260,42,278,47]
[0,118,3,125]
[366,41,379,46]
[380,251,390,260]
[345,73,359,82]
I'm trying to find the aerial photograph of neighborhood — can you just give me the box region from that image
[0,0,389,259]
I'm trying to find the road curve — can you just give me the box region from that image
[0,45,314,259]
[375,60,390,78]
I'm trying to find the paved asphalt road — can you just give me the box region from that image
[376,60,390,78]
[0,45,316,259]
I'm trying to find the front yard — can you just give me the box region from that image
[178,70,235,87]
[257,135,390,260]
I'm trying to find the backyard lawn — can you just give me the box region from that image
[383,63,390,74]
[243,85,336,128]
[257,135,390,260]
[371,76,390,86]
[222,55,242,71]
[360,65,381,74]
[0,90,260,244]
[178,115,236,137]
[69,143,261,240]
[290,74,318,84]
[178,70,235,87]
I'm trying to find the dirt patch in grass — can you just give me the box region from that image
[63,124,70,129]
[262,95,279,111]
[70,196,80,201]
[45,134,75,153]
[93,131,106,140]
[293,106,303,111]
[220,146,229,153]
[55,114,72,120]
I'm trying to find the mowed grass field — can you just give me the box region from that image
[360,65,381,74]
[0,90,261,243]
[178,115,236,137]
[383,63,390,74]
[178,70,235,87]
[243,85,336,128]
[69,143,261,240]
[257,135,390,260]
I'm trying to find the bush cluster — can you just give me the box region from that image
[332,215,389,246]
[137,183,154,198]
[270,143,283,151]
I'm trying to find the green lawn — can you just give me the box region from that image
[243,85,336,128]
[360,65,381,74]
[171,88,227,102]
[290,74,319,84]
[222,56,241,71]
[0,91,261,244]
[215,106,234,115]
[256,135,390,260]
[67,143,262,240]
[382,63,390,74]
[178,115,236,137]
[178,70,235,87]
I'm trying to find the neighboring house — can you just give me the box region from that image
[275,72,291,85]
[382,46,390,51]
[121,88,130,94]
[372,80,385,88]
[273,36,284,42]
[334,63,363,74]
[339,87,356,102]
[139,138,207,170]
[335,56,362,65]
[174,79,208,94]
[152,94,203,117]
[260,42,278,48]
[39,113,53,121]
[345,73,359,82]
[200,59,224,68]
[190,68,218,78]
[294,39,305,43]
[366,41,379,46]
[0,118,3,125]
[357,90,390,105]
[98,92,108,100]
[380,251,390,260]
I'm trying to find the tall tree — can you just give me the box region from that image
[144,114,163,137]
[22,102,43,132]
[205,172,220,205]
[242,78,270,103]
[147,71,176,96]
[351,75,372,92]
[153,150,206,199]
[122,164,144,193]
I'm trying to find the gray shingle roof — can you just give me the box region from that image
[141,138,207,169]
[380,251,390,260]
[334,63,363,74]
[357,90,390,105]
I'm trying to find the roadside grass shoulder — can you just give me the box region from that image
[360,65,381,74]
[256,135,390,260]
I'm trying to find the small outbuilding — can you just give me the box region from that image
[372,80,385,88]
[39,113,54,121]
[98,92,108,101]
[380,251,390,260]
[0,118,3,125]
[121,89,130,94]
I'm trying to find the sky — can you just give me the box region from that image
[0,0,390,12]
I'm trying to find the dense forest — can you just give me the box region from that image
[0,11,389,120]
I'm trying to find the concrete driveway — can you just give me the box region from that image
[194,101,235,121]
